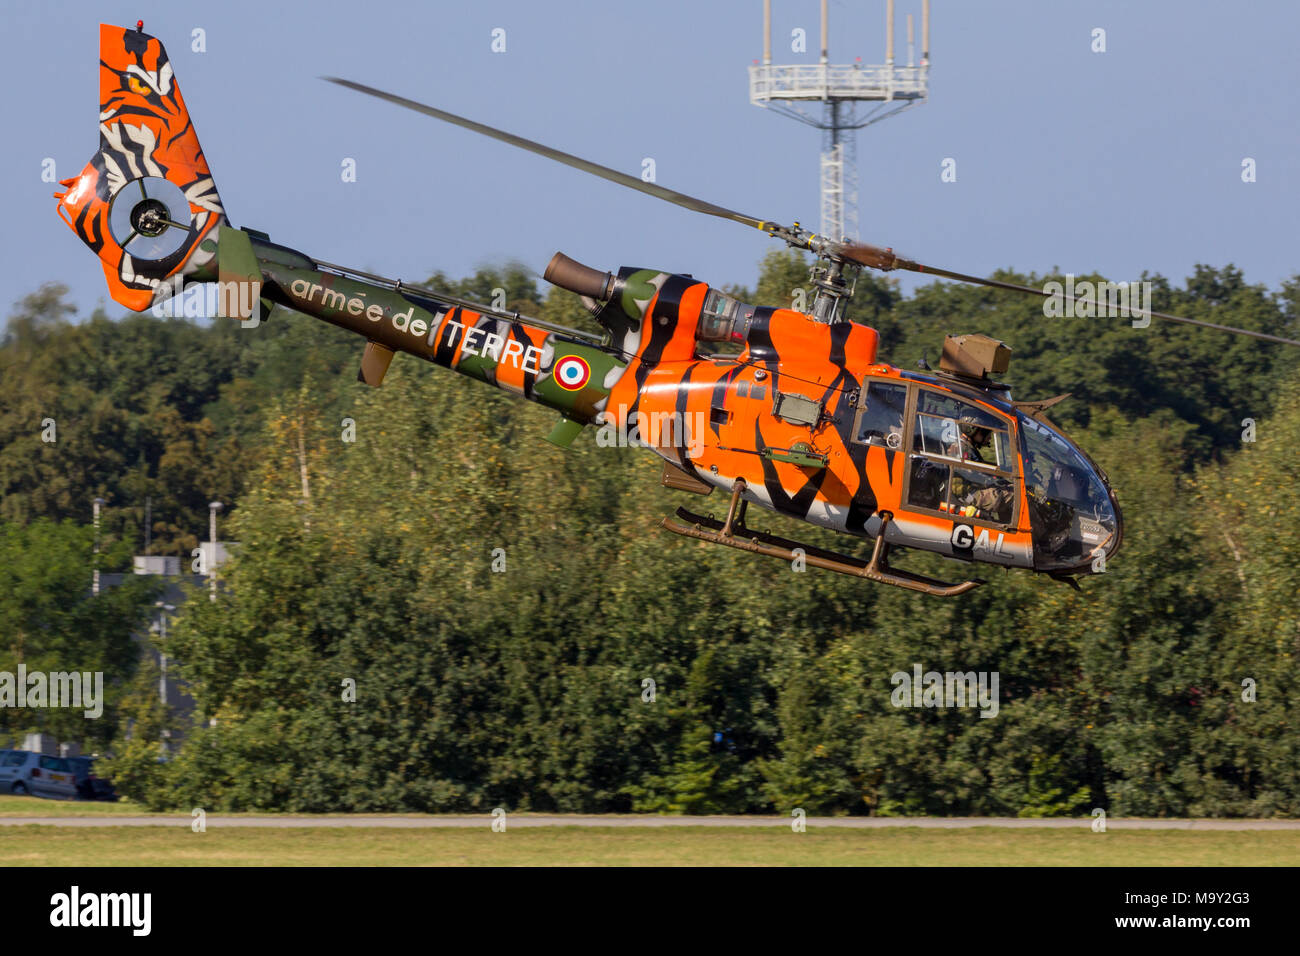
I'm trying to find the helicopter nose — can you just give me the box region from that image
[1096,486,1124,570]
[1019,413,1123,575]
[1046,469,1121,574]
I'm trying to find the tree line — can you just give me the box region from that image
[1,254,1296,815]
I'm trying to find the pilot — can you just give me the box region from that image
[948,415,1011,521]
[943,414,992,465]
[958,476,1011,522]
[960,417,994,464]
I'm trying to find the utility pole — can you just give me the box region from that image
[92,496,105,595]
[208,501,223,601]
[153,601,176,752]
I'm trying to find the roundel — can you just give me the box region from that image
[553,355,591,391]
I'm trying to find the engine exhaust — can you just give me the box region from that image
[544,252,620,301]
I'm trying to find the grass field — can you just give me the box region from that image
[3,796,1293,865]
[0,795,154,816]
[0,825,1295,866]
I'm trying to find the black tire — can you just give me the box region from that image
[11,781,28,795]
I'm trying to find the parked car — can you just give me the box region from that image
[0,750,79,798]
[87,777,118,801]
[67,756,94,795]
[67,755,118,801]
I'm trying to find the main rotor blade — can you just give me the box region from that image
[840,242,1300,347]
[325,78,1296,348]
[324,77,775,233]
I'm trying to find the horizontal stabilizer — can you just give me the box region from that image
[358,341,395,386]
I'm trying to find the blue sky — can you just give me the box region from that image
[6,0,1299,320]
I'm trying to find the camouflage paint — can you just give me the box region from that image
[258,259,618,422]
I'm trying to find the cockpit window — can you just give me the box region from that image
[913,391,1014,473]
[852,381,907,448]
[905,389,1018,527]
[1018,414,1120,571]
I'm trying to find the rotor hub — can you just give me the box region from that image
[130,198,171,237]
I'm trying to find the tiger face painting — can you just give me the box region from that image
[54,23,225,310]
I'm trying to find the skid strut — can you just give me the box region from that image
[660,478,981,597]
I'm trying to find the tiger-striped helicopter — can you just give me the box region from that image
[55,23,1300,595]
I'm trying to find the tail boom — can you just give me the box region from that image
[253,248,622,424]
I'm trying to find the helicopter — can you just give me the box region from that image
[54,23,1300,597]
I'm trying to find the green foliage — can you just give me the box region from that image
[0,518,157,747]
[754,249,812,309]
[0,283,355,555]
[4,258,1298,815]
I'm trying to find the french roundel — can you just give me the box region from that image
[553,355,591,391]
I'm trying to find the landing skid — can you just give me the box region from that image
[660,479,982,597]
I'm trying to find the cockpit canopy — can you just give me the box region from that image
[1016,412,1121,573]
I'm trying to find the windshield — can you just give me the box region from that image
[1017,413,1121,572]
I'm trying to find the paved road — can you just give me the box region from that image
[2,814,1298,829]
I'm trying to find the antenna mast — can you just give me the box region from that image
[750,0,930,243]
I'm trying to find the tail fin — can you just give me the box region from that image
[54,23,227,311]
